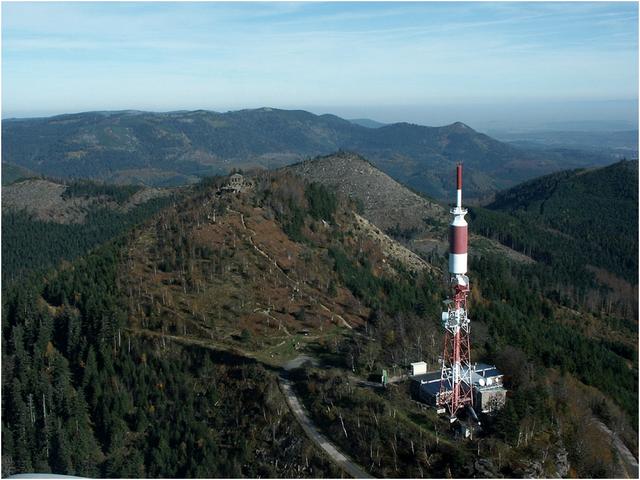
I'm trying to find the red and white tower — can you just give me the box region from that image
[438,164,473,420]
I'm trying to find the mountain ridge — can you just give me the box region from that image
[2,107,614,200]
[483,159,638,285]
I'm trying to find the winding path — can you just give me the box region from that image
[131,327,373,478]
[228,208,353,329]
[226,209,376,477]
[280,357,374,479]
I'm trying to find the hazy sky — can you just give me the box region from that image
[2,1,638,130]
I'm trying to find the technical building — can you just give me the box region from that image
[410,363,506,414]
[473,364,507,413]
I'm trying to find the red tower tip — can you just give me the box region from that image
[457,164,462,190]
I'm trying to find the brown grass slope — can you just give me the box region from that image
[121,171,433,367]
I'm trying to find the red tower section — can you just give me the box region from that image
[438,164,473,420]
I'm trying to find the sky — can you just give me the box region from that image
[2,1,638,130]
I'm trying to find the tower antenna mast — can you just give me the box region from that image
[438,164,474,421]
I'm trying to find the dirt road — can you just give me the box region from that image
[280,357,374,479]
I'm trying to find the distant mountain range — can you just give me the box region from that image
[2,108,617,200]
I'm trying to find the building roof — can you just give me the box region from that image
[413,364,504,398]
[421,380,442,397]
[410,371,441,384]
[475,363,502,378]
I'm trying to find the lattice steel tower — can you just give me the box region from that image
[438,164,473,420]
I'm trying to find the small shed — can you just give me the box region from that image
[410,361,428,376]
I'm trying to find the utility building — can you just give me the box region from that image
[410,363,506,414]
[410,361,428,376]
[473,364,507,413]
[410,370,444,411]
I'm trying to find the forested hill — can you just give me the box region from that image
[2,108,613,200]
[489,158,638,213]
[1,170,450,477]
[285,152,535,266]
[479,160,638,285]
[2,178,175,285]
[2,170,637,477]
